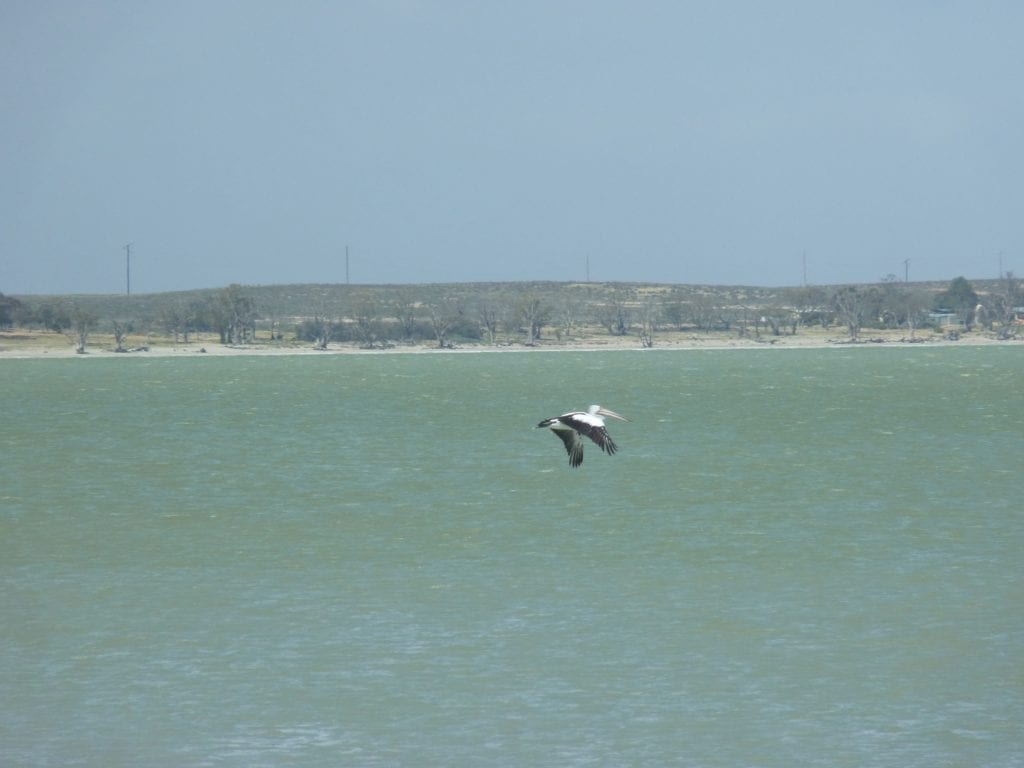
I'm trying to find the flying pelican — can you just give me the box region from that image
[537,404,630,467]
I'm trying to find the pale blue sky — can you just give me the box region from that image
[2,1,1021,294]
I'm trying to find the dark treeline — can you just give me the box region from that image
[2,275,1020,349]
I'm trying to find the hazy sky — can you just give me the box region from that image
[3,1,1021,294]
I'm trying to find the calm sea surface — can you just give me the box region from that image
[2,346,1022,767]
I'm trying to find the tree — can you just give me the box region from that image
[311,315,335,349]
[790,285,831,329]
[552,293,582,340]
[688,294,722,332]
[111,319,132,352]
[636,296,660,347]
[594,289,630,335]
[471,294,502,345]
[390,289,423,342]
[36,300,72,334]
[261,296,284,342]
[209,284,256,344]
[69,306,98,353]
[903,288,932,340]
[425,298,463,348]
[934,276,978,330]
[161,300,202,343]
[877,275,906,329]
[515,293,550,345]
[733,302,757,339]
[760,305,796,336]
[0,293,23,328]
[989,271,1020,339]
[294,314,341,348]
[831,285,876,341]
[351,298,387,349]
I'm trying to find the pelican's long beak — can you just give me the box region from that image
[597,407,630,422]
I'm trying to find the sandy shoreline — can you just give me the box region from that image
[1,329,1018,360]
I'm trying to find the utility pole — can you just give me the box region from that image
[903,258,910,283]
[124,243,133,295]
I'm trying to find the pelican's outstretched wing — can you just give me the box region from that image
[559,414,618,455]
[552,427,585,467]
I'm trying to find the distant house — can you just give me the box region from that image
[929,311,963,328]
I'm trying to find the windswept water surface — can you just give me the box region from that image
[2,347,1022,766]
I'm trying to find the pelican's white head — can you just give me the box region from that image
[594,405,630,422]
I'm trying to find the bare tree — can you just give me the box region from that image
[210,284,257,344]
[472,294,501,345]
[789,285,831,329]
[425,298,463,348]
[688,294,720,332]
[261,297,284,342]
[390,289,422,342]
[516,293,550,345]
[871,276,929,340]
[68,306,98,353]
[991,271,1020,339]
[161,302,192,343]
[111,319,132,352]
[310,315,334,350]
[831,285,879,341]
[734,303,757,339]
[760,306,795,336]
[351,299,388,349]
[499,297,522,344]
[553,294,582,340]
[594,289,630,335]
[636,296,660,347]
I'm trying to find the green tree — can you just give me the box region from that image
[0,293,23,328]
[36,300,72,334]
[934,276,979,330]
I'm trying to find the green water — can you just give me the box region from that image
[2,347,1022,767]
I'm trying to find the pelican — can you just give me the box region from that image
[537,404,630,467]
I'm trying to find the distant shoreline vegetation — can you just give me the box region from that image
[1,276,1020,353]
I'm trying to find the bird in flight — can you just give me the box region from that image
[537,404,630,467]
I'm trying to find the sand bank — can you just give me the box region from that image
[1,329,1017,360]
